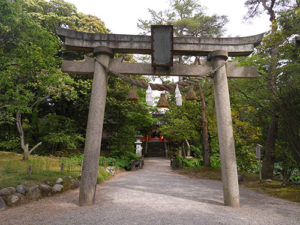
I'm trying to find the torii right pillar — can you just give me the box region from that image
[208,50,240,207]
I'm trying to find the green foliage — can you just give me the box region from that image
[0,152,80,188]
[99,156,115,167]
[274,141,299,184]
[190,145,202,159]
[111,150,139,170]
[182,157,202,168]
[138,0,228,37]
[290,169,300,183]
[210,153,221,168]
[97,169,111,184]
[159,100,201,144]
[106,75,154,155]
[0,137,20,152]
[38,113,84,152]
[234,4,300,174]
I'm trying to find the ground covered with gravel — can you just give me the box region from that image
[0,158,299,225]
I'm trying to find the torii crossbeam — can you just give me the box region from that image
[57,27,263,208]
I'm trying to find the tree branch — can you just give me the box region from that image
[30,95,50,109]
[16,110,26,150]
[29,142,42,154]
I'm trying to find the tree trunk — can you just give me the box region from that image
[185,139,191,157]
[23,149,29,160]
[262,115,278,179]
[16,110,42,160]
[199,84,211,166]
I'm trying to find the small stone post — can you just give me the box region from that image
[208,50,240,208]
[79,46,113,206]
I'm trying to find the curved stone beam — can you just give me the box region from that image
[56,28,264,56]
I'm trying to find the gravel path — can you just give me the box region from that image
[1,158,299,225]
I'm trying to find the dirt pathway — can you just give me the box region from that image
[1,158,299,225]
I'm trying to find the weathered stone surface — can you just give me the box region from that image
[26,186,41,200]
[265,179,273,183]
[106,166,116,176]
[79,52,110,206]
[0,187,16,197]
[6,193,25,207]
[56,178,63,184]
[56,27,264,56]
[16,184,26,195]
[70,180,80,189]
[0,197,6,211]
[39,184,52,196]
[62,58,259,78]
[52,184,64,193]
[210,50,240,208]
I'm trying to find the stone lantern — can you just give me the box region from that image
[135,138,143,157]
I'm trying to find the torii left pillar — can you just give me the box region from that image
[79,46,113,206]
[209,50,240,207]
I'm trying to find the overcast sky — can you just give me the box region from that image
[66,0,271,37]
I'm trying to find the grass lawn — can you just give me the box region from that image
[0,151,111,189]
[176,167,300,203]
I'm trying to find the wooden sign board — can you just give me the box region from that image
[151,25,173,69]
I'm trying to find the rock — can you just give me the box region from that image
[0,197,6,211]
[265,179,273,183]
[15,193,26,203]
[70,179,80,189]
[39,184,52,196]
[16,184,26,195]
[106,166,116,175]
[56,178,63,184]
[6,193,24,206]
[26,185,41,201]
[0,187,16,197]
[52,184,64,193]
[238,174,244,183]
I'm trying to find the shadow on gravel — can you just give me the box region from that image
[110,182,225,207]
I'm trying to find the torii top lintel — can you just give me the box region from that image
[56,27,264,57]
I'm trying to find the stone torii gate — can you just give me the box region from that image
[56,26,263,208]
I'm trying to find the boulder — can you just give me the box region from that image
[0,197,6,211]
[56,178,63,184]
[16,193,26,203]
[6,193,25,207]
[6,195,19,206]
[0,187,16,197]
[26,185,41,201]
[70,179,80,189]
[39,184,52,196]
[52,184,64,193]
[16,184,26,195]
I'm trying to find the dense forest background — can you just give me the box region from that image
[0,0,299,182]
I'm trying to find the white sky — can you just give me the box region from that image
[66,0,270,36]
